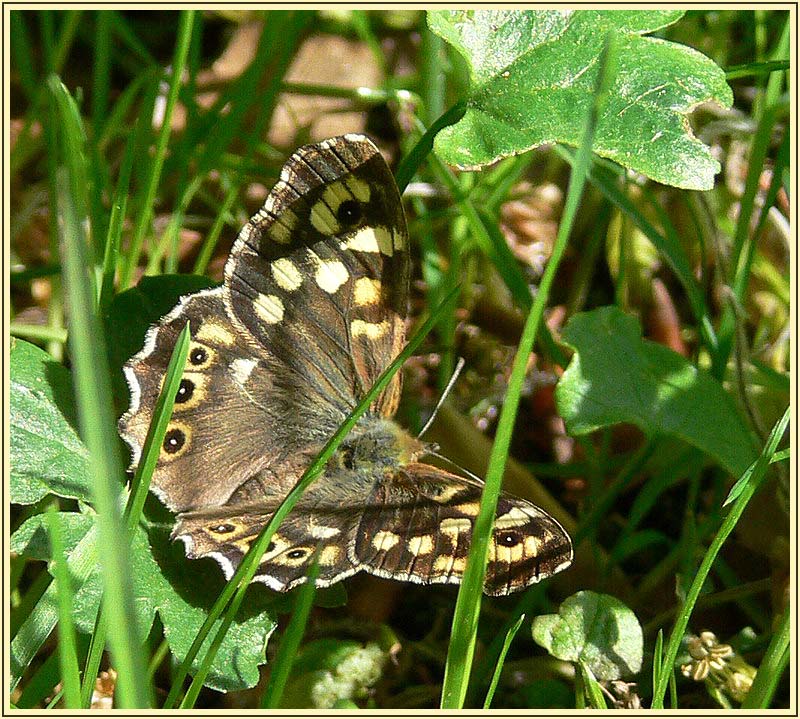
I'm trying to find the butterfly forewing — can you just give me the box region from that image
[224,135,408,431]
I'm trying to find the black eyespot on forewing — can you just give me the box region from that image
[337,199,362,226]
[287,549,307,560]
[497,530,522,547]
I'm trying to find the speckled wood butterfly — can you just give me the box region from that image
[119,135,572,595]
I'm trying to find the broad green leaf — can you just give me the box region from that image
[141,524,276,694]
[10,339,91,504]
[532,590,643,680]
[12,510,276,693]
[554,306,756,477]
[11,511,94,561]
[429,10,733,190]
[10,513,98,686]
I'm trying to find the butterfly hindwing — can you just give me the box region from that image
[354,463,573,596]
[173,497,364,592]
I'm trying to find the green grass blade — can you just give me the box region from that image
[395,101,465,192]
[260,559,321,708]
[79,323,190,707]
[45,506,81,709]
[99,117,136,310]
[651,405,789,707]
[49,75,152,708]
[652,628,664,700]
[482,613,524,708]
[439,32,619,711]
[578,662,608,709]
[119,10,194,288]
[90,12,112,135]
[125,322,191,527]
[192,180,240,275]
[741,603,790,708]
[713,102,782,377]
[165,286,460,708]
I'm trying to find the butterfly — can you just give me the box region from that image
[119,134,572,595]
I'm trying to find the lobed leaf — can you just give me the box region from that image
[554,306,756,477]
[532,590,643,680]
[10,339,91,505]
[429,10,733,189]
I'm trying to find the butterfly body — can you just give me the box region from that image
[120,134,572,596]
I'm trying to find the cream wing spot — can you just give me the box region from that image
[494,542,525,564]
[310,200,339,235]
[311,256,349,294]
[345,176,371,202]
[495,507,532,529]
[195,322,235,346]
[319,546,342,566]
[309,525,341,539]
[353,277,382,306]
[270,257,303,292]
[351,319,389,340]
[433,554,467,574]
[408,535,434,556]
[430,484,463,504]
[269,208,298,245]
[254,293,285,325]
[372,530,401,552]
[230,358,258,386]
[322,182,351,211]
[393,228,407,251]
[524,535,541,556]
[439,517,472,547]
[453,502,480,517]
[341,226,393,256]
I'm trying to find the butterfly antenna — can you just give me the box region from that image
[427,449,485,486]
[417,356,466,440]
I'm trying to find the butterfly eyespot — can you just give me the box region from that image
[287,549,307,559]
[175,379,194,403]
[497,530,521,547]
[189,347,208,366]
[267,541,275,552]
[211,523,235,534]
[337,199,362,226]
[163,428,186,454]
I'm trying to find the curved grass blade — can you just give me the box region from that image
[482,614,525,709]
[49,75,152,708]
[45,505,81,709]
[650,405,789,707]
[260,556,321,708]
